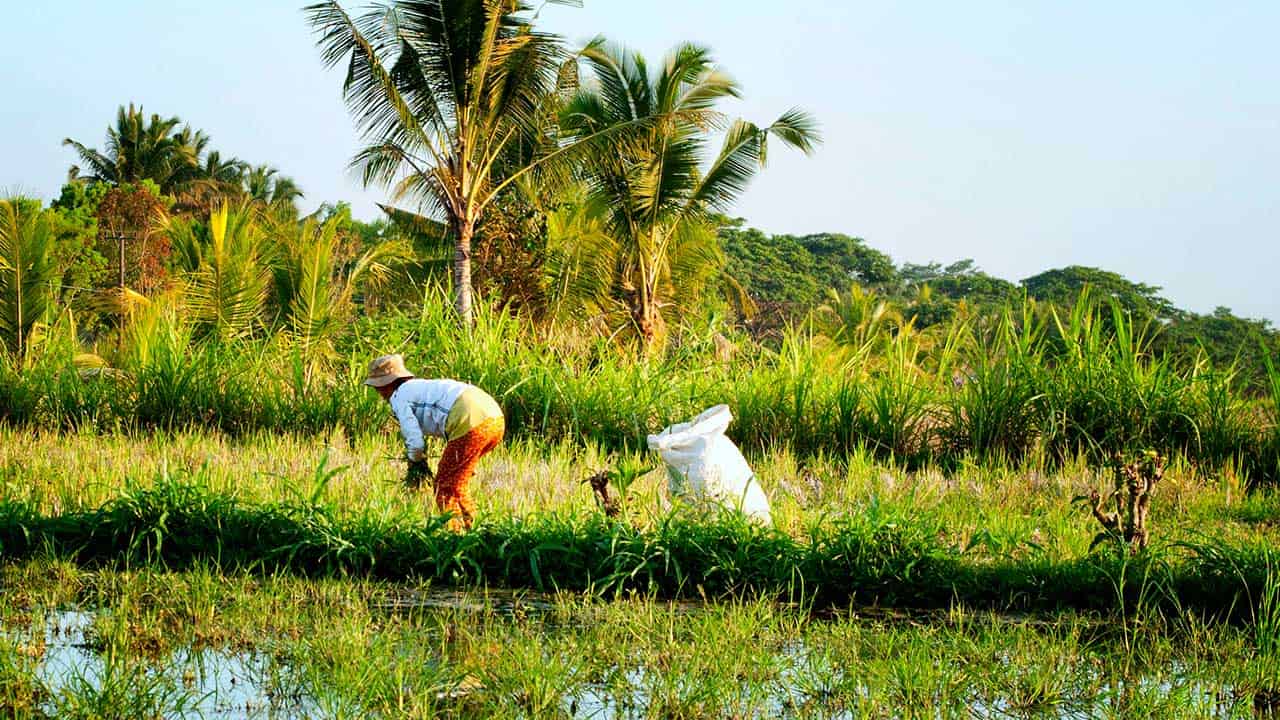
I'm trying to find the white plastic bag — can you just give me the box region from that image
[646,405,772,525]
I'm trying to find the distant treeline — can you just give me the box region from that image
[721,221,1280,389]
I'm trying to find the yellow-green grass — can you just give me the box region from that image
[3,428,1275,559]
[1,559,1277,719]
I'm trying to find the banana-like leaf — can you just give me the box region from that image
[171,203,270,342]
[0,198,57,359]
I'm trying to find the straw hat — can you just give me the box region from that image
[364,354,414,387]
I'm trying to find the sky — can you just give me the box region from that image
[2,1,1277,321]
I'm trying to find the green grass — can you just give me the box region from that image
[0,415,1275,717]
[3,294,1277,484]
[1,559,1277,719]
[0,430,1276,618]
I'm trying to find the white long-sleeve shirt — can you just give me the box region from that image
[389,379,470,461]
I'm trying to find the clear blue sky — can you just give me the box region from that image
[3,2,1277,320]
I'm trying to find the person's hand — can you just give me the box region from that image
[405,459,435,490]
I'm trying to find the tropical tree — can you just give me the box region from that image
[64,105,195,194]
[168,204,272,341]
[243,165,304,211]
[65,105,257,214]
[267,212,411,379]
[0,198,57,360]
[201,151,248,187]
[1022,265,1180,322]
[175,149,249,216]
[818,283,902,350]
[558,40,819,348]
[305,0,583,326]
[541,185,617,323]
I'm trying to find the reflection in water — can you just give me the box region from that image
[6,597,1277,719]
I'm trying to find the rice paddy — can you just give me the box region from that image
[5,2,1275,715]
[2,560,1278,719]
[1,429,1278,718]
[2,265,1278,719]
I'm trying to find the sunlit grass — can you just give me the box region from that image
[0,559,1275,719]
[3,293,1277,485]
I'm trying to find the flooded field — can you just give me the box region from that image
[0,431,1278,718]
[3,563,1277,719]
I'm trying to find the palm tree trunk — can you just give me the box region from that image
[633,269,661,352]
[453,218,475,327]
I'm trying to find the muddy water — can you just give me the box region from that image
[7,593,1277,719]
[20,609,315,719]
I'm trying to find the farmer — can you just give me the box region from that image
[364,354,504,530]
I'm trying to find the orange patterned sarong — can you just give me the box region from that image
[434,415,504,530]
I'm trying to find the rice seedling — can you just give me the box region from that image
[1,427,1276,613]
[1257,555,1280,660]
[2,555,1275,719]
[0,635,48,717]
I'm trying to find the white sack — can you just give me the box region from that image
[646,405,772,525]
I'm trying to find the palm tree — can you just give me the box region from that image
[305,0,583,326]
[168,204,272,341]
[66,106,251,209]
[542,184,744,335]
[559,40,820,348]
[200,151,248,188]
[177,150,249,215]
[243,165,304,210]
[173,126,212,175]
[0,198,57,360]
[64,104,193,194]
[818,283,903,350]
[266,213,411,381]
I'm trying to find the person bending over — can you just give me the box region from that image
[365,354,504,530]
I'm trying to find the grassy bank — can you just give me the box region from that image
[1,431,1277,618]
[2,296,1277,483]
[0,477,1275,617]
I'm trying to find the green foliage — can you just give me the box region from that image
[541,188,619,323]
[306,0,581,324]
[0,469,1274,619]
[168,203,271,342]
[817,284,903,349]
[944,306,1047,462]
[1022,265,1179,321]
[243,164,303,210]
[560,39,818,346]
[900,259,1019,322]
[1,291,1275,483]
[720,222,821,306]
[724,223,1278,386]
[268,211,412,375]
[1260,556,1280,659]
[1160,306,1280,391]
[63,104,195,193]
[47,182,110,297]
[0,197,57,360]
[51,651,199,720]
[799,232,898,287]
[0,632,47,715]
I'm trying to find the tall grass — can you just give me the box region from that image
[0,468,1274,618]
[1,290,1275,483]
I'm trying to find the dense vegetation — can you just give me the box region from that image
[0,291,1277,485]
[722,224,1280,388]
[0,462,1274,616]
[5,99,1278,483]
[2,3,1279,715]
[2,429,1278,716]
